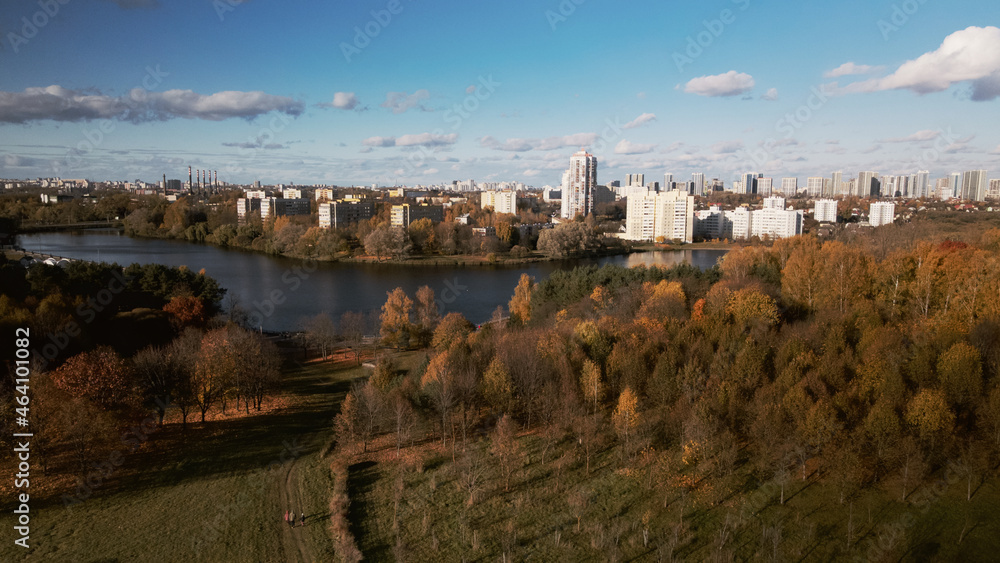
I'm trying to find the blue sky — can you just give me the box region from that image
[0,0,997,186]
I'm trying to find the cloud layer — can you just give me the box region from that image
[381,90,431,113]
[0,85,304,123]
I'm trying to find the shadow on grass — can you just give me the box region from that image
[348,460,393,561]
[34,360,359,511]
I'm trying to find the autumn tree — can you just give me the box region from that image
[725,288,779,328]
[820,241,871,313]
[781,237,823,310]
[421,352,457,445]
[51,346,138,412]
[490,414,524,491]
[580,359,604,414]
[483,356,514,414]
[508,273,534,324]
[380,287,413,349]
[431,312,474,352]
[163,295,207,328]
[905,388,955,448]
[413,285,440,347]
[613,386,640,457]
[936,342,983,409]
[303,312,337,359]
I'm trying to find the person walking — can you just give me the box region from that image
[300,513,306,527]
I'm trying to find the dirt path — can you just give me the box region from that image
[278,456,311,562]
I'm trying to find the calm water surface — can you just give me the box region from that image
[19,231,727,331]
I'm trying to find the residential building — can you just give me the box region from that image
[624,189,694,242]
[806,177,825,197]
[261,197,310,219]
[691,173,705,196]
[757,177,773,197]
[626,173,645,187]
[751,207,803,240]
[831,171,843,197]
[245,190,267,200]
[868,201,896,227]
[962,170,988,201]
[725,207,752,240]
[912,170,930,199]
[390,203,444,227]
[815,199,838,223]
[315,188,335,202]
[949,173,962,198]
[780,177,798,195]
[236,197,261,222]
[988,179,1000,201]
[857,171,880,197]
[282,188,302,199]
[481,190,518,214]
[319,199,376,228]
[739,172,759,195]
[560,150,598,219]
[694,205,724,239]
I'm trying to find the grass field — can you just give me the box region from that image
[1,350,401,563]
[344,430,1000,562]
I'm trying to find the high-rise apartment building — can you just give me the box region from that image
[757,177,773,197]
[815,199,838,223]
[831,171,843,197]
[962,170,988,201]
[481,190,518,214]
[560,150,598,219]
[806,177,825,198]
[624,189,694,242]
[988,179,1000,201]
[949,173,962,198]
[868,201,896,227]
[780,177,798,195]
[857,171,880,197]
[691,173,705,196]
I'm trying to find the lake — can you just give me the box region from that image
[18,231,727,331]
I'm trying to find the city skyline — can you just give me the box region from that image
[0,1,998,186]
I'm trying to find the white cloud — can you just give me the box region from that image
[683,71,755,97]
[992,144,1000,155]
[480,133,599,152]
[330,92,359,110]
[3,154,36,167]
[760,88,779,101]
[838,26,1000,100]
[522,169,541,177]
[623,113,657,129]
[0,85,304,123]
[823,62,885,78]
[396,133,458,147]
[361,133,458,148]
[422,168,439,175]
[637,92,647,99]
[880,129,941,143]
[614,140,656,155]
[362,136,396,147]
[712,140,744,154]
[381,89,431,113]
